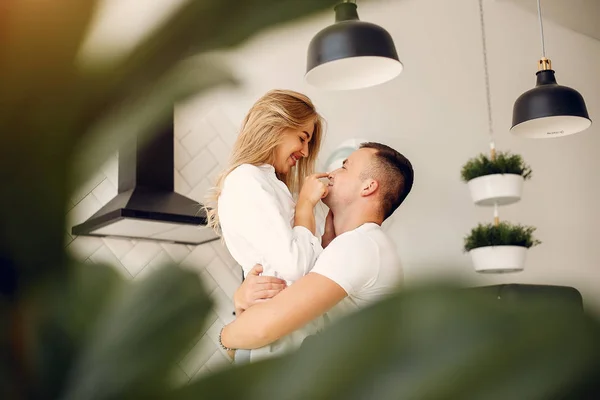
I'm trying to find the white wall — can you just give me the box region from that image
[197,0,600,312]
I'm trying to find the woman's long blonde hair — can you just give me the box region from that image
[205,89,324,232]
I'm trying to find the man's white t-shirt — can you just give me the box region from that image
[311,222,403,323]
[218,163,325,362]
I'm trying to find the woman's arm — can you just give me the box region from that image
[293,173,329,235]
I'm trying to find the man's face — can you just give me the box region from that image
[324,147,376,208]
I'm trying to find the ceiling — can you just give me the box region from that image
[500,0,600,42]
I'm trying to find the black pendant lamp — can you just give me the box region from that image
[511,0,591,138]
[306,1,402,90]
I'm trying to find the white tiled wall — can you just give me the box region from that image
[65,106,242,383]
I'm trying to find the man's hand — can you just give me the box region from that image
[322,209,336,249]
[234,265,287,315]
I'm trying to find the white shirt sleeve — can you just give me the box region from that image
[310,231,378,296]
[219,165,323,282]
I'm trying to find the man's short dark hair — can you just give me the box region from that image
[360,142,414,220]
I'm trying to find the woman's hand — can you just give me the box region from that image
[234,265,287,315]
[298,173,329,207]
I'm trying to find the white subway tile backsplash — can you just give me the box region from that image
[100,155,119,189]
[186,178,212,204]
[191,366,212,382]
[203,347,231,374]
[65,231,74,247]
[230,264,243,282]
[89,245,132,279]
[205,318,230,360]
[205,257,240,299]
[201,310,220,333]
[206,165,223,187]
[67,236,105,262]
[174,138,192,171]
[119,241,162,277]
[66,193,103,227]
[134,250,174,281]
[180,149,217,188]
[180,119,217,157]
[174,95,211,140]
[71,172,106,206]
[161,243,192,264]
[89,245,125,268]
[174,169,192,195]
[92,178,118,206]
[102,237,135,259]
[208,137,229,166]
[205,108,238,148]
[219,127,237,148]
[199,269,218,294]
[178,335,218,378]
[210,241,239,270]
[180,242,217,273]
[209,287,235,325]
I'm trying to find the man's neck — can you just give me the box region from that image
[332,204,382,236]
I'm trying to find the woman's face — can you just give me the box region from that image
[273,122,315,175]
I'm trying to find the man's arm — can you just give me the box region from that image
[221,272,347,350]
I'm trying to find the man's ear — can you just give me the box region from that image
[360,179,379,197]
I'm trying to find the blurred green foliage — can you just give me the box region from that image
[1,1,599,399]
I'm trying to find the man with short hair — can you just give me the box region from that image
[219,142,414,355]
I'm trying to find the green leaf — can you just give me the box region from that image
[0,1,101,285]
[172,357,285,399]
[68,0,340,186]
[0,0,99,109]
[179,285,600,400]
[27,262,124,399]
[70,0,340,147]
[60,264,212,400]
[70,55,237,187]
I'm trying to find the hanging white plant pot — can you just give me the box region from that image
[467,174,524,206]
[469,245,527,273]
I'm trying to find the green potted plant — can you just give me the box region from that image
[461,151,532,206]
[464,222,541,273]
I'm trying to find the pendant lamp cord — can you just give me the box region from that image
[477,0,495,156]
[537,0,546,58]
[478,0,498,225]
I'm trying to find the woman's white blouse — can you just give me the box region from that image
[218,163,323,283]
[218,163,325,361]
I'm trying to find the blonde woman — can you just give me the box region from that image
[205,89,331,362]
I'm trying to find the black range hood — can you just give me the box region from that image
[72,119,220,246]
